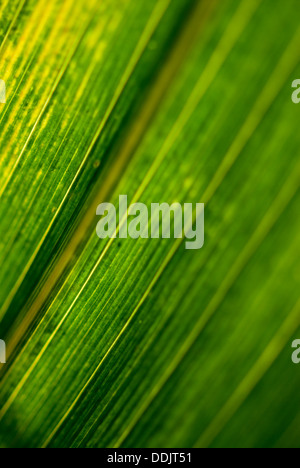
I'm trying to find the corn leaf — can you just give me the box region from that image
[0,0,300,448]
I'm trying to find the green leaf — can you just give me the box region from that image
[0,0,300,448]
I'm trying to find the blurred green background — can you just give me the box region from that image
[0,0,300,448]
